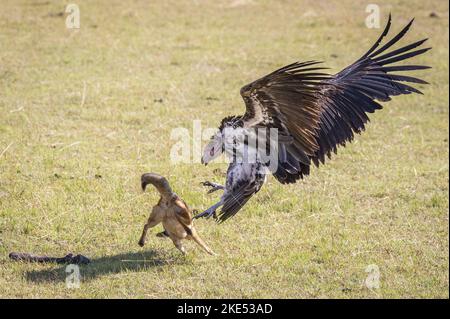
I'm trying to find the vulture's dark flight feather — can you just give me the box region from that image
[197,15,430,223]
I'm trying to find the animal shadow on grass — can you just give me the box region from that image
[25,249,187,284]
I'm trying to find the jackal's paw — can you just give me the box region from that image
[156,230,169,238]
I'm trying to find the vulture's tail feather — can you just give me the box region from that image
[141,173,174,200]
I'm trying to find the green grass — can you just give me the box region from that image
[0,0,448,298]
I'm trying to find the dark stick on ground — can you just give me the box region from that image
[9,252,91,265]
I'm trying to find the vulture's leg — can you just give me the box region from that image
[201,181,225,194]
[172,238,187,255]
[194,200,224,219]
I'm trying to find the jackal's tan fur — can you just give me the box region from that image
[138,173,215,255]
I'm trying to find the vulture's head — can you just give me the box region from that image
[201,115,243,165]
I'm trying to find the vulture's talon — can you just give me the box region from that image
[207,186,223,194]
[194,207,217,219]
[201,181,225,194]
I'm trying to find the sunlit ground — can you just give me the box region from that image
[0,0,448,298]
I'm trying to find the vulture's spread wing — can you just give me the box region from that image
[240,60,331,165]
[313,16,430,166]
[240,15,430,184]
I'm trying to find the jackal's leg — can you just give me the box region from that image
[172,238,187,255]
[201,181,225,194]
[138,207,163,247]
[190,228,216,255]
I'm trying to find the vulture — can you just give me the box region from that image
[196,15,430,223]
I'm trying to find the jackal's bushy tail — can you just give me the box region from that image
[141,173,174,200]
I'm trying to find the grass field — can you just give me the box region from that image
[0,0,448,298]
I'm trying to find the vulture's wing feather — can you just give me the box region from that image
[239,15,430,183]
[313,15,430,165]
[240,61,331,162]
[218,182,258,223]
